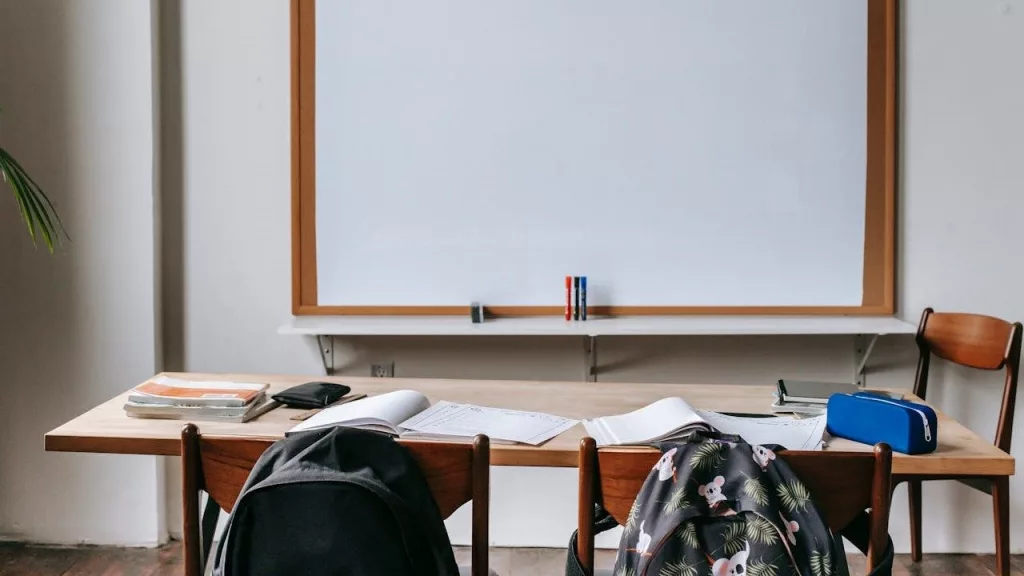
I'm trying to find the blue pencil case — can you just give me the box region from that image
[826,392,937,455]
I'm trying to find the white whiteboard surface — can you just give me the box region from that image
[315,1,867,308]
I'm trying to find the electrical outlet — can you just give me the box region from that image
[370,362,394,378]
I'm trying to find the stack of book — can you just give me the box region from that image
[771,379,905,416]
[124,376,277,423]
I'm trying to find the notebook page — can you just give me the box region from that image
[696,410,828,450]
[399,401,577,445]
[289,389,430,434]
[582,397,708,446]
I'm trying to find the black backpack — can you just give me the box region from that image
[212,426,460,576]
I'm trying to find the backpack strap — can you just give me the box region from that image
[564,504,618,576]
[199,494,220,571]
[840,511,895,576]
[865,539,895,576]
[592,504,619,534]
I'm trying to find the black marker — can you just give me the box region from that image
[573,276,580,321]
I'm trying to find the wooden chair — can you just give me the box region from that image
[576,439,893,575]
[902,308,1022,576]
[181,424,491,576]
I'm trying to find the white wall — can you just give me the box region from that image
[893,0,1024,555]
[165,0,1024,554]
[1,0,1022,555]
[0,0,165,545]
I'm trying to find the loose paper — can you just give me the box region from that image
[400,401,578,446]
[696,410,829,450]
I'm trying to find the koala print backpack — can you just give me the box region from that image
[566,431,894,576]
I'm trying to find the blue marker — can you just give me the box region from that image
[580,276,587,321]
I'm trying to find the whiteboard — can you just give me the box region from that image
[313,0,868,308]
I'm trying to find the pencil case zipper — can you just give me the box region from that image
[853,394,932,443]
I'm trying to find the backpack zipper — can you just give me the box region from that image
[853,394,932,442]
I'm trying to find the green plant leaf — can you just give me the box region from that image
[742,474,769,507]
[664,485,691,514]
[720,521,746,557]
[11,152,67,240]
[776,481,811,513]
[658,559,699,576]
[0,147,66,252]
[744,516,778,547]
[1,155,35,241]
[676,521,699,549]
[809,551,833,576]
[5,156,53,249]
[689,442,726,473]
[748,560,781,576]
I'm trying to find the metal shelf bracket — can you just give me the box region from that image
[584,336,598,382]
[317,334,336,376]
[853,333,880,387]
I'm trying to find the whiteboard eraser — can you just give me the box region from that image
[470,302,485,323]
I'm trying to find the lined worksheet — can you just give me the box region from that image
[400,401,578,445]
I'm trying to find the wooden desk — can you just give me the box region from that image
[45,372,1014,477]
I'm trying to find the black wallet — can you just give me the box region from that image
[272,381,351,409]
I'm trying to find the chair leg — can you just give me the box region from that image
[993,476,1010,576]
[908,480,922,562]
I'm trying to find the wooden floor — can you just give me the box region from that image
[0,541,1017,575]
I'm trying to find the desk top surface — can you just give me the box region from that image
[45,372,1013,476]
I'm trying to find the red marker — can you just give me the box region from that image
[565,276,572,320]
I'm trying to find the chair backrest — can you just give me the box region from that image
[914,307,1023,451]
[181,424,490,576]
[576,439,892,575]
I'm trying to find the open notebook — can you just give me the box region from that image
[288,389,576,446]
[582,397,828,450]
[289,390,430,436]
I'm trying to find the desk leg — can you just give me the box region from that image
[993,475,1010,576]
[908,480,922,562]
[200,493,220,568]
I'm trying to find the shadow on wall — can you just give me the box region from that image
[0,1,73,367]
[159,0,186,541]
[0,0,164,544]
[323,333,918,387]
[0,0,82,540]
[160,0,186,373]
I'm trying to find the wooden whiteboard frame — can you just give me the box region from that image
[291,0,898,317]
